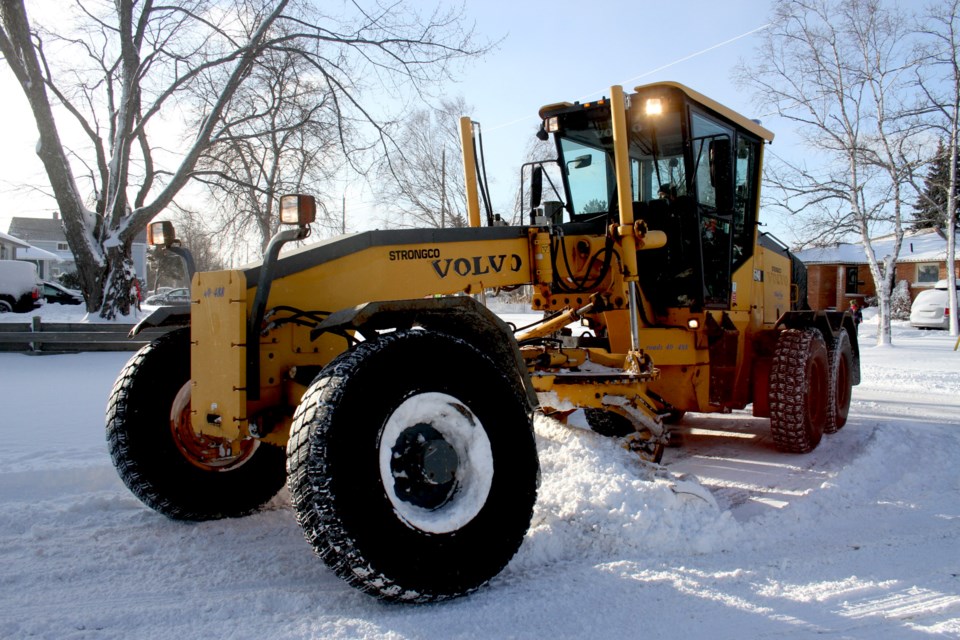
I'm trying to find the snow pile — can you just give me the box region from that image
[511,417,739,573]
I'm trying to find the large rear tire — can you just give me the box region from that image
[287,329,538,603]
[106,328,287,520]
[769,328,828,453]
[825,330,853,433]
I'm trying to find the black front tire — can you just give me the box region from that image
[287,329,539,603]
[106,328,287,520]
[769,328,828,453]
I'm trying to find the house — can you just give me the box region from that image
[7,213,147,281]
[794,227,959,310]
[0,229,31,261]
[0,229,61,271]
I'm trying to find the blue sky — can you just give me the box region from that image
[0,0,801,242]
[444,0,793,228]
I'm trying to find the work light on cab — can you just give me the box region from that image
[147,220,176,247]
[280,194,316,227]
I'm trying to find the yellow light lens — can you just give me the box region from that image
[687,318,700,330]
[645,98,663,116]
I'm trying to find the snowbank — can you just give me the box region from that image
[0,318,958,638]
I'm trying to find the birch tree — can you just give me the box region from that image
[736,0,918,345]
[915,0,959,337]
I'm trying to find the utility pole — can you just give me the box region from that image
[441,148,447,229]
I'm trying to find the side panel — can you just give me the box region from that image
[757,245,793,324]
[191,270,248,439]
[245,231,536,433]
[260,232,534,311]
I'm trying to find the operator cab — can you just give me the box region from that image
[534,82,772,312]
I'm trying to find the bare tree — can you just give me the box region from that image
[0,0,290,317]
[375,98,471,229]
[914,0,959,337]
[736,0,919,345]
[191,29,342,252]
[0,0,485,317]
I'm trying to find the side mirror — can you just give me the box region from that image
[567,154,593,172]
[531,165,543,210]
[280,194,316,226]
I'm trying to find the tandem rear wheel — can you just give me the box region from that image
[770,326,854,454]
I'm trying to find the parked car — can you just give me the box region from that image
[910,279,959,330]
[41,281,84,305]
[0,260,42,313]
[144,287,190,306]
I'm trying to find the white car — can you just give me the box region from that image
[0,260,42,313]
[910,279,958,330]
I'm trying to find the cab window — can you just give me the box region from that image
[559,137,611,216]
[732,134,760,268]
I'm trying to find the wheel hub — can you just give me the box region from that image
[390,423,459,510]
[170,382,257,471]
[378,392,494,534]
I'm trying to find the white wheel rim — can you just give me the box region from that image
[378,392,493,534]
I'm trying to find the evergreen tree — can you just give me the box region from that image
[912,139,960,230]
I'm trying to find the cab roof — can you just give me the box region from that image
[539,81,775,143]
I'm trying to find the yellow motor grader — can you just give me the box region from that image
[107,81,859,603]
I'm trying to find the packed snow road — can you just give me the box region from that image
[0,319,958,638]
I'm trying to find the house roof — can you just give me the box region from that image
[18,245,62,261]
[8,217,65,242]
[795,227,956,265]
[0,229,60,260]
[8,216,147,243]
[0,230,32,248]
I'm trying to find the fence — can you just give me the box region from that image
[0,318,173,353]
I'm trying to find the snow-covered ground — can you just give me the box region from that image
[1,312,958,639]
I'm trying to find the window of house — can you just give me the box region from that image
[916,263,939,284]
[845,266,860,293]
[57,242,69,251]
